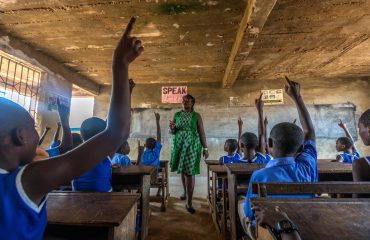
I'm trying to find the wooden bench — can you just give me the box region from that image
[149,160,170,212]
[251,182,370,197]
[252,198,370,240]
[44,192,140,240]
[112,165,155,240]
[205,159,221,204]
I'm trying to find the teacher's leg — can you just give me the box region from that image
[180,173,187,200]
[185,174,196,214]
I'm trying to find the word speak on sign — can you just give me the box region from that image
[161,86,187,103]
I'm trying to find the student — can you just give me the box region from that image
[333,120,360,164]
[38,126,51,146]
[239,94,270,164]
[219,138,241,164]
[139,112,162,167]
[353,109,370,183]
[45,101,73,157]
[0,17,142,240]
[240,77,317,239]
[111,141,132,167]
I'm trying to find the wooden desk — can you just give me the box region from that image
[252,198,370,240]
[44,192,139,240]
[317,160,353,181]
[112,165,155,240]
[205,160,221,203]
[149,160,170,212]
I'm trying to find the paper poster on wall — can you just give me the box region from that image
[47,93,70,111]
[261,89,284,105]
[161,86,187,103]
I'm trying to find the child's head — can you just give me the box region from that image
[117,141,130,155]
[240,132,258,151]
[145,137,156,150]
[359,109,370,146]
[269,122,304,157]
[224,139,238,154]
[72,133,83,149]
[80,117,106,141]
[335,137,353,152]
[0,98,39,168]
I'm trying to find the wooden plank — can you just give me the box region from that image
[112,165,155,176]
[252,198,370,240]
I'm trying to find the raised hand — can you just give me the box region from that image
[154,112,160,122]
[264,116,268,126]
[129,79,136,93]
[255,93,264,111]
[285,76,301,100]
[238,117,243,128]
[113,17,144,66]
[338,119,346,129]
[138,140,145,154]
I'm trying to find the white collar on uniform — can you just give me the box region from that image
[0,168,9,174]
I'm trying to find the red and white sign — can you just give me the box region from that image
[161,86,187,103]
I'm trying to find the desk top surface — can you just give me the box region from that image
[112,165,155,175]
[47,192,140,227]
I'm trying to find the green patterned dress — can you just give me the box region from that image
[170,110,202,175]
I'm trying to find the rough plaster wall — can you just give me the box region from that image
[0,36,72,149]
[94,77,370,176]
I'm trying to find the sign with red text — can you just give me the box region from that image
[261,89,284,105]
[161,86,187,103]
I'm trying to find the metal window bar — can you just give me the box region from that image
[0,55,42,120]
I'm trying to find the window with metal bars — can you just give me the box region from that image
[0,52,42,120]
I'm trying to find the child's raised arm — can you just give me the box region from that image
[56,99,73,154]
[237,117,243,155]
[38,126,50,146]
[155,112,161,143]
[264,116,269,155]
[256,93,266,154]
[285,77,315,142]
[53,122,61,144]
[137,140,144,165]
[338,119,357,152]
[22,17,143,205]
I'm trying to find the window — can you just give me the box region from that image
[0,51,42,119]
[69,97,95,131]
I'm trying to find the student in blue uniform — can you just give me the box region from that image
[111,141,132,166]
[0,17,142,240]
[219,139,241,164]
[333,119,360,164]
[139,112,162,167]
[239,77,317,239]
[239,94,271,164]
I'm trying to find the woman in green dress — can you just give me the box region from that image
[169,94,209,213]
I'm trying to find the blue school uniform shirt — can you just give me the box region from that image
[111,153,132,166]
[221,153,241,164]
[72,157,112,192]
[244,140,317,220]
[338,151,360,164]
[45,146,60,157]
[50,141,59,149]
[0,167,47,240]
[237,152,271,164]
[141,142,162,167]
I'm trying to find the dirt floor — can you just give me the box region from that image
[148,197,219,240]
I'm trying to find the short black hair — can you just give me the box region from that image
[72,133,83,148]
[146,137,156,150]
[80,117,106,141]
[225,139,238,152]
[359,109,370,127]
[270,122,304,154]
[240,132,258,149]
[337,137,353,149]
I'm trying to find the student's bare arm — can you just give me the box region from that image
[285,77,315,142]
[256,94,266,154]
[237,117,243,155]
[155,112,161,143]
[38,126,50,146]
[264,117,269,155]
[53,122,61,143]
[56,100,73,154]
[197,113,209,159]
[22,17,143,205]
[338,120,357,152]
[137,140,144,165]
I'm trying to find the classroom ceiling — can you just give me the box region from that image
[1,0,370,94]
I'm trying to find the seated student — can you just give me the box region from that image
[239,94,270,164]
[45,102,73,158]
[111,141,132,167]
[219,138,241,164]
[139,112,162,167]
[0,17,142,240]
[332,120,360,164]
[239,77,317,239]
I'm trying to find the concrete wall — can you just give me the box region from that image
[94,77,370,176]
[0,36,73,149]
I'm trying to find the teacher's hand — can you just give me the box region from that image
[203,149,209,159]
[169,120,176,133]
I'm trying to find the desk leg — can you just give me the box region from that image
[212,172,217,214]
[207,164,211,203]
[221,177,227,240]
[140,175,151,240]
[111,202,137,240]
[228,172,237,240]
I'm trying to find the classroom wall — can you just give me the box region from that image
[94,77,370,176]
[0,37,73,149]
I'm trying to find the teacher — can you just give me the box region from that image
[169,94,209,214]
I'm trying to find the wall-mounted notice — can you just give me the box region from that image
[47,93,70,111]
[261,89,284,105]
[161,86,187,103]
